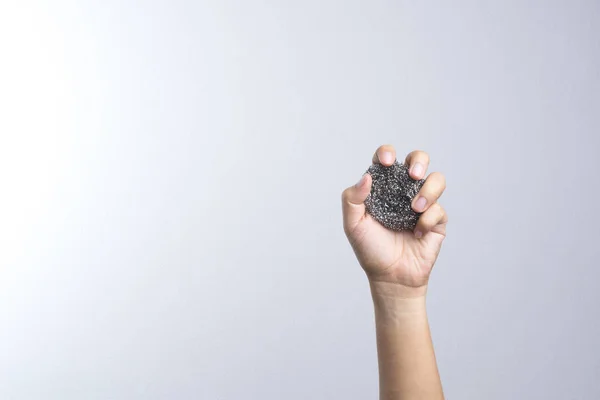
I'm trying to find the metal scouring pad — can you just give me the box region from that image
[364,161,425,231]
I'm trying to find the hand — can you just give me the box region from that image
[342,145,448,297]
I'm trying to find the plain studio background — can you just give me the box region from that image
[0,0,599,399]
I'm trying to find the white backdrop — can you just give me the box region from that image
[1,1,599,399]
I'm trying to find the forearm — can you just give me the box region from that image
[370,281,443,400]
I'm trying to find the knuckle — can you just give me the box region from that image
[428,172,446,189]
[430,171,445,182]
[341,188,350,202]
[428,203,442,221]
[378,144,395,155]
[439,205,448,221]
[430,201,442,212]
[430,203,446,224]
[435,203,445,219]
[414,150,430,163]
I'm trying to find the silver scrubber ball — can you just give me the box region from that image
[364,161,425,231]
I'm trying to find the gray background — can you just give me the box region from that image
[0,0,599,399]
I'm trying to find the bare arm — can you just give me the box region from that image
[370,282,443,399]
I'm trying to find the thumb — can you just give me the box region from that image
[341,173,372,234]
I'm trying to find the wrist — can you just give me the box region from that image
[369,279,428,300]
[370,281,428,325]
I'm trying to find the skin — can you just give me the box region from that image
[342,145,447,400]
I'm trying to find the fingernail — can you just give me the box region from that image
[355,174,366,187]
[411,163,424,178]
[381,151,393,164]
[414,196,427,211]
[414,230,423,238]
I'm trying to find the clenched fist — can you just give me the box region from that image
[342,145,448,298]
